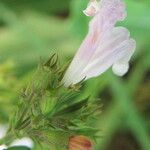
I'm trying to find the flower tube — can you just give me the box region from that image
[62,0,136,87]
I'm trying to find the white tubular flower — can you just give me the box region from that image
[62,0,136,87]
[11,137,33,148]
[0,124,33,149]
[0,145,7,150]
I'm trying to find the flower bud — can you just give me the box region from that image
[69,135,93,150]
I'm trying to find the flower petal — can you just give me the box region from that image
[100,0,127,22]
[91,27,130,60]
[62,0,135,87]
[70,27,134,83]
[112,37,136,76]
[11,137,33,148]
[112,62,129,76]
[0,145,7,150]
[83,0,100,17]
[81,39,136,79]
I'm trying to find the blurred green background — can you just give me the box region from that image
[0,0,150,150]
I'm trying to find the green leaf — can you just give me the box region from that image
[6,146,30,150]
[54,97,89,116]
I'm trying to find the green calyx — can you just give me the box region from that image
[2,54,101,149]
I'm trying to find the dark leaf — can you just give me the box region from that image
[54,97,89,116]
[6,146,30,150]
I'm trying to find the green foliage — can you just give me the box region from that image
[1,0,70,14]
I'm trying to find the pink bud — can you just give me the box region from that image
[69,135,93,150]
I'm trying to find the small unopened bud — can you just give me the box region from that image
[83,0,99,17]
[69,135,93,150]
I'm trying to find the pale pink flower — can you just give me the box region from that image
[62,0,136,87]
